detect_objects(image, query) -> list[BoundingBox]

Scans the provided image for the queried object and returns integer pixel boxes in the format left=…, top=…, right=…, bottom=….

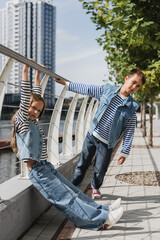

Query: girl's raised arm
left=34, top=64, right=45, bottom=86
left=22, top=64, right=29, bottom=82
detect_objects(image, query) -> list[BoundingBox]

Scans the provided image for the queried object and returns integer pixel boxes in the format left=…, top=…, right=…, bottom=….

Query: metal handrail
left=0, top=44, right=95, bottom=180
left=0, top=44, right=70, bottom=82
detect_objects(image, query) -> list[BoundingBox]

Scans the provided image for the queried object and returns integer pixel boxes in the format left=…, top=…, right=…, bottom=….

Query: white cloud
left=56, top=28, right=79, bottom=42
left=56, top=48, right=103, bottom=65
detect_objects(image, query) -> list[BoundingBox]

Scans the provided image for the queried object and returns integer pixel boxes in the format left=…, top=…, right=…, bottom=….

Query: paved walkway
left=21, top=117, right=160, bottom=240
left=71, top=118, right=160, bottom=240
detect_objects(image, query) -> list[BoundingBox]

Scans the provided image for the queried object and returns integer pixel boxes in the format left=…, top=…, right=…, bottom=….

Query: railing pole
left=91, top=100, right=99, bottom=121
left=41, top=75, right=50, bottom=97
left=75, top=95, right=89, bottom=151
left=84, top=98, right=95, bottom=138
left=47, top=85, right=68, bottom=165
left=0, top=57, right=14, bottom=117
left=62, top=93, right=79, bottom=155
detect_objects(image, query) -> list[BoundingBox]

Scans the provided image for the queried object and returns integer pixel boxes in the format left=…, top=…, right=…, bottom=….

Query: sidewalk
left=21, top=118, right=160, bottom=240
left=70, top=118, right=160, bottom=240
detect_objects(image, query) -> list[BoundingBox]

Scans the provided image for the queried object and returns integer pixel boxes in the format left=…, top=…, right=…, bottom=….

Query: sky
left=0, top=0, right=109, bottom=96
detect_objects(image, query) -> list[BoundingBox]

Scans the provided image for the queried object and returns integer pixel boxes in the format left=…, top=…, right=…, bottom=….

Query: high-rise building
left=0, top=8, right=7, bottom=74
left=0, top=0, right=56, bottom=107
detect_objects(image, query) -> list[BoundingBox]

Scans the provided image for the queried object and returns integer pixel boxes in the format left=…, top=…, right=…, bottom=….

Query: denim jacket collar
left=114, top=85, right=138, bottom=110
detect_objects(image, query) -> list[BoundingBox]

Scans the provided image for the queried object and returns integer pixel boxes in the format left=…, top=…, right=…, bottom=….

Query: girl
left=11, top=63, right=123, bottom=231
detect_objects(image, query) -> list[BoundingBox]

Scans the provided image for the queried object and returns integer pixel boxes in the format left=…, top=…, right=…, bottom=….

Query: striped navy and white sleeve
left=16, top=82, right=42, bottom=134
left=69, top=82, right=104, bottom=101
left=15, top=80, right=31, bottom=134
left=33, top=84, right=42, bottom=95
left=121, top=113, right=136, bottom=157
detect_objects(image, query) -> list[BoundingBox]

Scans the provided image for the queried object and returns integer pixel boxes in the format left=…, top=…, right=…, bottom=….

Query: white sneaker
left=104, top=207, right=124, bottom=229
left=109, top=198, right=121, bottom=211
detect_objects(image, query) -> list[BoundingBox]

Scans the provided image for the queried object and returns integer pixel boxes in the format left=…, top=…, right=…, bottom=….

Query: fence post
left=0, top=57, right=14, bottom=117
left=75, top=95, right=89, bottom=150
left=62, top=93, right=79, bottom=156
left=0, top=197, right=3, bottom=204
left=47, top=85, right=67, bottom=165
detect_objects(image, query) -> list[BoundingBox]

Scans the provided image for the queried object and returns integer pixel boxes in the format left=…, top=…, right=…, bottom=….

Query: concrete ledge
left=0, top=154, right=80, bottom=240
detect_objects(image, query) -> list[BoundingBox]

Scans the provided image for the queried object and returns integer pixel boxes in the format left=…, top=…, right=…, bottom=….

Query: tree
left=79, top=0, right=160, bottom=146
left=134, top=90, right=148, bottom=137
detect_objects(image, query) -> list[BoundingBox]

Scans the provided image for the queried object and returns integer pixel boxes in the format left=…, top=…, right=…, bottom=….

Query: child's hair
left=30, top=93, right=46, bottom=117
left=10, top=93, right=45, bottom=155
left=11, top=111, right=18, bottom=155
left=128, top=68, right=146, bottom=85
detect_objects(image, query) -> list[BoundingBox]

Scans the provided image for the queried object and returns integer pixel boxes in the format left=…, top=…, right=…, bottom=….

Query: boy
left=55, top=69, right=146, bottom=199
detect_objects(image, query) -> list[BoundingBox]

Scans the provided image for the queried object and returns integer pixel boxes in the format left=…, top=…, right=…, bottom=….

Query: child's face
left=123, top=74, right=143, bottom=96
left=29, top=100, right=44, bottom=120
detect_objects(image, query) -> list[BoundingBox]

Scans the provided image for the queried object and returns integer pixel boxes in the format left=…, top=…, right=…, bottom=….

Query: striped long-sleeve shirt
left=15, top=80, right=48, bottom=161
left=68, top=82, right=136, bottom=157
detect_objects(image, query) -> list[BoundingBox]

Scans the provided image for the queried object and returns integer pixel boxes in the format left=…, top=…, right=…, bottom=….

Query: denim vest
left=16, top=120, right=43, bottom=162
left=89, top=83, right=140, bottom=149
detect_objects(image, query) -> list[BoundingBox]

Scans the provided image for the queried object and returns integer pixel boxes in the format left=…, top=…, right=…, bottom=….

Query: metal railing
left=0, top=44, right=69, bottom=82
left=0, top=44, right=98, bottom=180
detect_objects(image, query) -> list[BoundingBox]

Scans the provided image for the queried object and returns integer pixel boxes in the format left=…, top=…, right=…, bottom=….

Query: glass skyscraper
left=0, top=0, right=56, bottom=107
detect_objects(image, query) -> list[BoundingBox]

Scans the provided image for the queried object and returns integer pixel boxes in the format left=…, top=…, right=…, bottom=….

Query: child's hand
left=35, top=65, right=45, bottom=78
left=117, top=156, right=126, bottom=165
left=23, top=58, right=35, bottom=71
left=22, top=58, right=35, bottom=74
left=54, top=78, right=66, bottom=85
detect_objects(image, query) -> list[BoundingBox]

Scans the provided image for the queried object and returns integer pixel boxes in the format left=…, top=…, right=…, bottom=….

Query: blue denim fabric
left=28, top=160, right=109, bottom=230
left=89, top=83, right=140, bottom=149
left=71, top=132, right=113, bottom=189
left=16, top=120, right=43, bottom=162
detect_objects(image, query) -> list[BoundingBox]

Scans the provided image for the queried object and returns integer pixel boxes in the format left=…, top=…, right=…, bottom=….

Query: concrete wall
left=0, top=155, right=79, bottom=240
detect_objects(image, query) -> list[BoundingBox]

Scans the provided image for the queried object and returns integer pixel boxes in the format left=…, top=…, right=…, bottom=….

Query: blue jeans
left=28, top=160, right=109, bottom=230
left=71, top=132, right=113, bottom=189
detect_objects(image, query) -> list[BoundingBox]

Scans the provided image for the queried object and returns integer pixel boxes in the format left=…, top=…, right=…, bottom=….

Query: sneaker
left=92, top=187, right=101, bottom=199
left=104, top=207, right=124, bottom=229
left=109, top=198, right=121, bottom=211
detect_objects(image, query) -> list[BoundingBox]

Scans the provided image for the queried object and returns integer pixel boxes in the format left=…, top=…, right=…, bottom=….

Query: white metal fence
left=0, top=44, right=98, bottom=179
